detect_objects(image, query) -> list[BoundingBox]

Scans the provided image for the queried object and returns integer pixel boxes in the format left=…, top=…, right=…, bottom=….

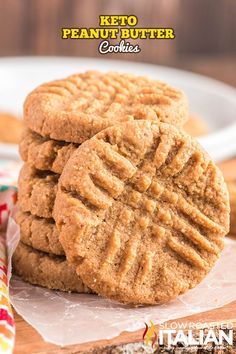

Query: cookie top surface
left=24, top=71, right=188, bottom=143
left=54, top=120, right=229, bottom=305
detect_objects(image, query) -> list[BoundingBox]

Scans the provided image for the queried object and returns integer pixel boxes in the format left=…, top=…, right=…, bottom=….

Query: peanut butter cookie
left=24, top=71, right=188, bottom=143
left=12, top=242, right=91, bottom=293
left=54, top=120, right=229, bottom=305
left=16, top=211, right=64, bottom=256
left=18, top=164, right=58, bottom=218
left=19, top=129, right=78, bottom=174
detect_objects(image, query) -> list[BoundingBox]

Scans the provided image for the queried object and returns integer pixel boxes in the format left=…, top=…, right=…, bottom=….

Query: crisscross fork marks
left=54, top=120, right=229, bottom=304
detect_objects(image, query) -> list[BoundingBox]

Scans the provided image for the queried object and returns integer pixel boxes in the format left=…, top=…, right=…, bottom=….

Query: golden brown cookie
left=227, top=181, right=236, bottom=235
left=19, top=129, right=78, bottom=174
left=24, top=71, right=188, bottom=143
left=18, top=164, right=58, bottom=218
left=184, top=115, right=209, bottom=137
left=12, top=242, right=91, bottom=293
left=0, top=113, right=23, bottom=144
left=16, top=210, right=64, bottom=256
left=54, top=120, right=229, bottom=305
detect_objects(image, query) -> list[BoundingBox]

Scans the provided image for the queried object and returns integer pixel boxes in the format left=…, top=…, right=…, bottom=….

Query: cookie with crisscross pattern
left=24, top=71, right=188, bottom=143
left=54, top=120, right=229, bottom=305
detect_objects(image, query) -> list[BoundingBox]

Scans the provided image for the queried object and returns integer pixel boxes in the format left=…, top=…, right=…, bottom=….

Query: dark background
left=0, top=0, right=236, bottom=85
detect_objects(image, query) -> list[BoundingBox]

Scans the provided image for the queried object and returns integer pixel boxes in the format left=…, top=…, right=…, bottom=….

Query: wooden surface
left=14, top=301, right=236, bottom=354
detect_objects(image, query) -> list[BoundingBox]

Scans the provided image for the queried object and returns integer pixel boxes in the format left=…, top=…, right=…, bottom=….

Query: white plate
left=0, top=56, right=236, bottom=162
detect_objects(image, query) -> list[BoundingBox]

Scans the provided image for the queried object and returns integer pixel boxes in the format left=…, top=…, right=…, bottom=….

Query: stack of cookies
left=13, top=71, right=230, bottom=305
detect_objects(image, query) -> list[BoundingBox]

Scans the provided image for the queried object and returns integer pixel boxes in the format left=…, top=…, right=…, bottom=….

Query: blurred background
left=0, top=0, right=236, bottom=86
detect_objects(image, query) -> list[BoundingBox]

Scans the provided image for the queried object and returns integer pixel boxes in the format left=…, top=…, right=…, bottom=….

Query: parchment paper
left=7, top=217, right=236, bottom=347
